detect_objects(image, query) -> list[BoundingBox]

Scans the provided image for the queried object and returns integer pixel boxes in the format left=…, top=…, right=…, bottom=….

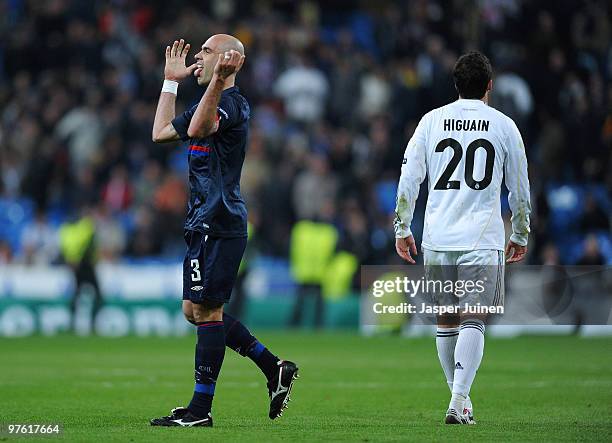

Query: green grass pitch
left=2, top=333, right=611, bottom=441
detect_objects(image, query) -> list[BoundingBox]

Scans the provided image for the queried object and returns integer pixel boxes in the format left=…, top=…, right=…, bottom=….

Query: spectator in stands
left=101, top=165, right=133, bottom=212
left=0, top=241, right=13, bottom=265
left=0, top=0, right=609, bottom=285
left=274, top=53, right=329, bottom=124
left=579, top=194, right=610, bottom=233
left=292, top=154, right=338, bottom=220
left=20, top=209, right=59, bottom=265
left=55, top=90, right=105, bottom=170
left=576, top=235, right=606, bottom=266
left=127, top=206, right=162, bottom=257
left=93, top=203, right=126, bottom=262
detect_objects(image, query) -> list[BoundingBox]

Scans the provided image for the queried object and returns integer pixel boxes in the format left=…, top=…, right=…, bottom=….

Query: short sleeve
left=171, top=104, right=197, bottom=141
left=216, top=94, right=244, bottom=133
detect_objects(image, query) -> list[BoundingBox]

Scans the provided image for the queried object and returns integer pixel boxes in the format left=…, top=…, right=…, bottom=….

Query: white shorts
left=423, top=249, right=505, bottom=309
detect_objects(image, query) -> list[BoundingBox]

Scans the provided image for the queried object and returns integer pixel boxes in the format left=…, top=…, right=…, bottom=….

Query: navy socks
left=223, top=313, right=280, bottom=380
left=187, top=314, right=281, bottom=417
left=188, top=321, right=225, bottom=417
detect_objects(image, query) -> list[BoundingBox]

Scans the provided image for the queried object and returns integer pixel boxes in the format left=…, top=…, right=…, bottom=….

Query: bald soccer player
left=150, top=34, right=299, bottom=427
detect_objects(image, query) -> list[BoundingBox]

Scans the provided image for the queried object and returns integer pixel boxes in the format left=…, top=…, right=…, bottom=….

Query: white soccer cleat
left=463, top=406, right=476, bottom=424
left=444, top=408, right=470, bottom=425
left=463, top=397, right=476, bottom=424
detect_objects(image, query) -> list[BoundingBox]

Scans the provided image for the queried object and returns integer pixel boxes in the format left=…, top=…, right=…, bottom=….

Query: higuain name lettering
left=443, top=119, right=489, bottom=132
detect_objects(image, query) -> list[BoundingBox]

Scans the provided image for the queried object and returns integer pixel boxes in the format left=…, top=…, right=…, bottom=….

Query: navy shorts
left=182, top=230, right=247, bottom=304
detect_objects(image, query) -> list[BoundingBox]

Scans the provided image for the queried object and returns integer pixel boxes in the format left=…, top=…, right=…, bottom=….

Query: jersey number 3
left=434, top=138, right=495, bottom=191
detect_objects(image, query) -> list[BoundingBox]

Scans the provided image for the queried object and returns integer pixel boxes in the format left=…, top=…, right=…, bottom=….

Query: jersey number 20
left=433, top=138, right=495, bottom=191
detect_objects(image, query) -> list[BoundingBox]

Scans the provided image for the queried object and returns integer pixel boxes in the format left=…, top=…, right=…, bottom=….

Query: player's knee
left=182, top=301, right=196, bottom=324
left=192, top=300, right=224, bottom=323
left=438, top=314, right=460, bottom=328
left=460, top=315, right=487, bottom=326
left=459, top=317, right=487, bottom=334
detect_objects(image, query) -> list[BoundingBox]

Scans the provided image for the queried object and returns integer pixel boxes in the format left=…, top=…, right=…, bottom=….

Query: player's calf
left=185, top=301, right=226, bottom=420
left=447, top=318, right=485, bottom=421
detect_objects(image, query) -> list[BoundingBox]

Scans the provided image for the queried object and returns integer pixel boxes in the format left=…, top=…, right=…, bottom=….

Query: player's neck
left=458, top=95, right=488, bottom=105
left=221, top=74, right=237, bottom=90
left=206, top=74, right=236, bottom=90
left=222, top=78, right=236, bottom=90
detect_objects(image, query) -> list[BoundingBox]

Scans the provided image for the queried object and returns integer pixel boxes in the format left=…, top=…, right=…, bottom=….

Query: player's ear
left=237, top=55, right=245, bottom=71
left=487, top=79, right=493, bottom=92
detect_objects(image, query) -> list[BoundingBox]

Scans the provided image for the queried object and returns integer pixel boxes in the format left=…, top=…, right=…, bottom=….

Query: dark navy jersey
left=171, top=86, right=250, bottom=237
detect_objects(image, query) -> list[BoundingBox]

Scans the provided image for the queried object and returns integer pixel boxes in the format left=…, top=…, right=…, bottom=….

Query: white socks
left=436, top=327, right=459, bottom=393
left=448, top=320, right=485, bottom=411
left=436, top=326, right=474, bottom=412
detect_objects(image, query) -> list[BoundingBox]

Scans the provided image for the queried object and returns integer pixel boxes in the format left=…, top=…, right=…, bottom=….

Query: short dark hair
left=452, top=51, right=493, bottom=99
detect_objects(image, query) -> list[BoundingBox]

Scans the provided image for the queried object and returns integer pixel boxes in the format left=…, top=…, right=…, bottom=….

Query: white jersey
left=394, top=98, right=531, bottom=251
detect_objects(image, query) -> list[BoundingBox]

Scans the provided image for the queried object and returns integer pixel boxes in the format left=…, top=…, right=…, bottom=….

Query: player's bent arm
left=187, top=75, right=225, bottom=139
left=394, top=122, right=427, bottom=239
left=152, top=91, right=180, bottom=143
left=503, top=120, right=531, bottom=246
left=152, top=122, right=180, bottom=143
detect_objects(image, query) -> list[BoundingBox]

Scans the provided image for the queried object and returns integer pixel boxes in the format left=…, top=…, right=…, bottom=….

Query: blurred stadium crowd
left=0, top=0, right=610, bottom=270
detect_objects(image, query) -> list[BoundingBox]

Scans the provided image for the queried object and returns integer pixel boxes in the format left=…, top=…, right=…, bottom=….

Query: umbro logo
left=191, top=286, right=204, bottom=291
left=455, top=362, right=464, bottom=370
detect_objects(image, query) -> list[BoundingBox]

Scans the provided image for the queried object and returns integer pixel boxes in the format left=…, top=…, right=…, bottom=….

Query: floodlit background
left=0, top=0, right=610, bottom=335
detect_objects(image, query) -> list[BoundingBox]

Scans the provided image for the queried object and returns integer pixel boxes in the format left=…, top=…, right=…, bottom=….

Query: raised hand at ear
left=164, top=38, right=197, bottom=81
left=214, top=50, right=246, bottom=79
